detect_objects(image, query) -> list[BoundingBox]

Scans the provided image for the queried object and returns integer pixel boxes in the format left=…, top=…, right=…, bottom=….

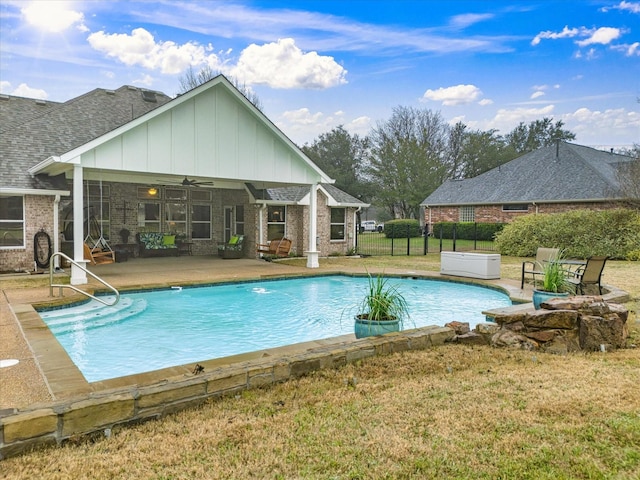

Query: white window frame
left=0, top=195, right=25, bottom=248
left=459, top=206, right=475, bottom=223
left=330, top=208, right=346, bottom=241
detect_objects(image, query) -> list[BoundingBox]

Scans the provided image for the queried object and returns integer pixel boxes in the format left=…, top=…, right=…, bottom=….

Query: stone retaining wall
left=0, top=325, right=454, bottom=460
left=450, top=296, right=630, bottom=354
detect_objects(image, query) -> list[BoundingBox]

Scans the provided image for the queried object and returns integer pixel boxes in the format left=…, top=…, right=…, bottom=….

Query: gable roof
left=246, top=183, right=367, bottom=207
left=28, top=75, right=333, bottom=188
left=1, top=86, right=171, bottom=193
left=421, top=142, right=636, bottom=207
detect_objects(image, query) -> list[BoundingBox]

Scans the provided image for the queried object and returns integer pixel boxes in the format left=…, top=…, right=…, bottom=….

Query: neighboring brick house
left=1, top=75, right=365, bottom=282
left=421, top=142, right=638, bottom=230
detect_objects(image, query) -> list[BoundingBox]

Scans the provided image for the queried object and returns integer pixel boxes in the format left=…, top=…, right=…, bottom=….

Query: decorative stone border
left=1, top=325, right=454, bottom=460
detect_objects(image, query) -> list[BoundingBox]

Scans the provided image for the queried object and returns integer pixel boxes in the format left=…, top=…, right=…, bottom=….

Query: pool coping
left=22, top=271, right=526, bottom=400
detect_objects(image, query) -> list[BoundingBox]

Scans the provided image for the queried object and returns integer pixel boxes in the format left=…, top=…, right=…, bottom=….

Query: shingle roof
left=1, top=86, right=172, bottom=192
left=421, top=142, right=636, bottom=206
left=246, top=183, right=366, bottom=206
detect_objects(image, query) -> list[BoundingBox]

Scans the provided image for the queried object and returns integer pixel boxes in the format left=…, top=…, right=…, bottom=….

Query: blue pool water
left=40, top=275, right=511, bottom=382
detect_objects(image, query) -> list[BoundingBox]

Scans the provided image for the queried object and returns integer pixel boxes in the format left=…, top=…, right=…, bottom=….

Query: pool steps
left=41, top=298, right=147, bottom=335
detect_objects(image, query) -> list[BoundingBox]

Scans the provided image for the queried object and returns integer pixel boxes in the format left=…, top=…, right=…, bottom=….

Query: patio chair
left=256, top=237, right=292, bottom=258
left=521, top=247, right=559, bottom=289
left=217, top=235, right=245, bottom=259
left=83, top=242, right=115, bottom=265
left=566, top=256, right=608, bottom=295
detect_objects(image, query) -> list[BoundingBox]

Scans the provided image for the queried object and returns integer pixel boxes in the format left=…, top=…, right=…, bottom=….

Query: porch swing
left=83, top=179, right=115, bottom=265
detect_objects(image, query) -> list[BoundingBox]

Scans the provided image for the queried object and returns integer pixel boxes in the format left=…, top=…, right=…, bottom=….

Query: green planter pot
left=532, top=289, right=570, bottom=310
left=354, top=315, right=401, bottom=338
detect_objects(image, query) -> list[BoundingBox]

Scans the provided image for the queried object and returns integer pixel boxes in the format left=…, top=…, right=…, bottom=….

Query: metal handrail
left=49, top=252, right=120, bottom=306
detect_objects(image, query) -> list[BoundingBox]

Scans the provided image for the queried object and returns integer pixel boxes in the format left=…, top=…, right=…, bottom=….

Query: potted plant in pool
left=532, top=258, right=572, bottom=309
left=354, top=274, right=410, bottom=338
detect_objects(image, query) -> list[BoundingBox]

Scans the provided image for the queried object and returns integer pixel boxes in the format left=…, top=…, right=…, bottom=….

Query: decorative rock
left=491, top=330, right=539, bottom=350
left=523, top=309, right=579, bottom=330
left=503, top=321, right=526, bottom=332
left=454, top=332, right=488, bottom=345
left=445, top=321, right=470, bottom=335
left=524, top=330, right=558, bottom=343
left=579, top=314, right=628, bottom=351
left=475, top=323, right=500, bottom=335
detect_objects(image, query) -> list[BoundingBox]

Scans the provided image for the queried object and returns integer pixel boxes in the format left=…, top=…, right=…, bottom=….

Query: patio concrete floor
left=0, top=255, right=530, bottom=410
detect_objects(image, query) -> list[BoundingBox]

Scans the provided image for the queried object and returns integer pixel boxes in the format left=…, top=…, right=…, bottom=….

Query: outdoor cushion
left=163, top=235, right=176, bottom=246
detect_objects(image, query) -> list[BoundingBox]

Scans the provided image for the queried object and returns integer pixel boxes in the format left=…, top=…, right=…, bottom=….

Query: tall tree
left=458, top=129, right=516, bottom=178
left=301, top=126, right=371, bottom=200
left=505, top=118, right=575, bottom=154
left=367, top=106, right=449, bottom=219
left=178, top=66, right=263, bottom=111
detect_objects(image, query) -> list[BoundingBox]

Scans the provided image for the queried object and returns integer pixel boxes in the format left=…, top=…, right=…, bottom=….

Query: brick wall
left=0, top=195, right=56, bottom=273
left=425, top=201, right=624, bottom=227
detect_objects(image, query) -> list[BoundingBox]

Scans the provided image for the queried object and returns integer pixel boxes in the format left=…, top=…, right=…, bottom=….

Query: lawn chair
left=256, top=237, right=292, bottom=258
left=83, top=242, right=115, bottom=265
left=566, top=256, right=608, bottom=295
left=217, top=235, right=245, bottom=259
left=521, top=247, right=559, bottom=289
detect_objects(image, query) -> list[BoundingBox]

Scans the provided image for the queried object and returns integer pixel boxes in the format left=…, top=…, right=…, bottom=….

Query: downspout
left=353, top=206, right=362, bottom=251
left=53, top=195, right=60, bottom=270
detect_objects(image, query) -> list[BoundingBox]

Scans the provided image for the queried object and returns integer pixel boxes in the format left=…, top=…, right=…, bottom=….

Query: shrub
left=495, top=208, right=640, bottom=260
left=432, top=222, right=505, bottom=241
left=384, top=219, right=421, bottom=238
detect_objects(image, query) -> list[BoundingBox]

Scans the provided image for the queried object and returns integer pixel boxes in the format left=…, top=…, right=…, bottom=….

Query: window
left=235, top=205, right=244, bottom=235
left=330, top=208, right=346, bottom=240
left=459, top=206, right=475, bottom=222
left=86, top=183, right=110, bottom=240
left=138, top=203, right=161, bottom=232
left=165, top=203, right=187, bottom=235
left=267, top=205, right=286, bottom=240
left=502, top=204, right=529, bottom=212
left=191, top=204, right=211, bottom=239
left=0, top=195, right=24, bottom=247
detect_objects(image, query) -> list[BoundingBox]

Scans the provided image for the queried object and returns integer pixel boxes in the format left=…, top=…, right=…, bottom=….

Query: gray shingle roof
left=1, top=86, right=171, bottom=192
left=421, top=142, right=636, bottom=206
left=246, top=183, right=366, bottom=206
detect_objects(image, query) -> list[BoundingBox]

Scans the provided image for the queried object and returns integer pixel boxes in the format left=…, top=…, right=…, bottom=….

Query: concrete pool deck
left=1, top=255, right=533, bottom=413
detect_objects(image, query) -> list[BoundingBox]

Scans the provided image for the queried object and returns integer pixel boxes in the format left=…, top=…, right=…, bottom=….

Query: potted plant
left=354, top=274, right=410, bottom=338
left=532, top=258, right=572, bottom=309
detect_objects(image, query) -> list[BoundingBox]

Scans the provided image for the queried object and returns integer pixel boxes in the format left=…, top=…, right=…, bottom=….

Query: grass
left=2, top=255, right=639, bottom=479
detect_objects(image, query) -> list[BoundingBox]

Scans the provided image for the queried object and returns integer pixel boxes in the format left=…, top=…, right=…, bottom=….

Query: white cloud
left=531, top=91, right=545, bottom=99
left=531, top=25, right=579, bottom=46
left=275, top=107, right=365, bottom=144
left=345, top=116, right=372, bottom=137
left=487, top=105, right=556, bottom=132
left=449, top=13, right=494, bottom=29
left=612, top=42, right=640, bottom=56
left=601, top=1, right=640, bottom=14
left=87, top=28, right=221, bottom=75
left=478, top=98, right=494, bottom=106
left=421, top=84, right=483, bottom=106
left=576, top=27, right=622, bottom=47
left=21, top=1, right=87, bottom=33
left=0, top=82, right=48, bottom=99
left=133, top=74, right=154, bottom=87
left=229, top=38, right=347, bottom=89
left=560, top=107, right=640, bottom=142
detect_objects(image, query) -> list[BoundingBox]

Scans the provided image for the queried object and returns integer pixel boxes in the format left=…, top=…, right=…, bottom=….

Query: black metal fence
left=356, top=223, right=500, bottom=256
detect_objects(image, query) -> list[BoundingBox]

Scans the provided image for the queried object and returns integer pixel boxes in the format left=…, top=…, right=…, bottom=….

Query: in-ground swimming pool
left=40, top=275, right=511, bottom=382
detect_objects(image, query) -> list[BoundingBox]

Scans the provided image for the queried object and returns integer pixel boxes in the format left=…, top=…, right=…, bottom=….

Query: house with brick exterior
left=421, top=141, right=637, bottom=230
left=0, top=75, right=366, bottom=284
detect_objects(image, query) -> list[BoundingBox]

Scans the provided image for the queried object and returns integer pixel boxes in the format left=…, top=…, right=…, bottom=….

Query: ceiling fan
left=160, top=177, right=214, bottom=187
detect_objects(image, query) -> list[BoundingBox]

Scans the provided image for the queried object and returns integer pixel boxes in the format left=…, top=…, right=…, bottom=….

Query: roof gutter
left=0, top=187, right=70, bottom=196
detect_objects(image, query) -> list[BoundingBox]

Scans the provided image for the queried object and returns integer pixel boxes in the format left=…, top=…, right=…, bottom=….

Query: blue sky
left=1, top=0, right=638, bottom=148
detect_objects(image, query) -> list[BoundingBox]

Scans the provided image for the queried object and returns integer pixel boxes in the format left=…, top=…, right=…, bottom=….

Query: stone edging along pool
left=0, top=323, right=454, bottom=460
left=2, top=272, right=625, bottom=460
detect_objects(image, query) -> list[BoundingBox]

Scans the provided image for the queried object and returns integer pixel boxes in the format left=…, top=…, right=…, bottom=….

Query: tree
left=178, top=66, right=263, bottom=111
left=505, top=118, right=575, bottom=154
left=301, top=126, right=372, bottom=200
left=457, top=129, right=516, bottom=178
left=616, top=144, right=640, bottom=206
left=367, top=107, right=449, bottom=219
